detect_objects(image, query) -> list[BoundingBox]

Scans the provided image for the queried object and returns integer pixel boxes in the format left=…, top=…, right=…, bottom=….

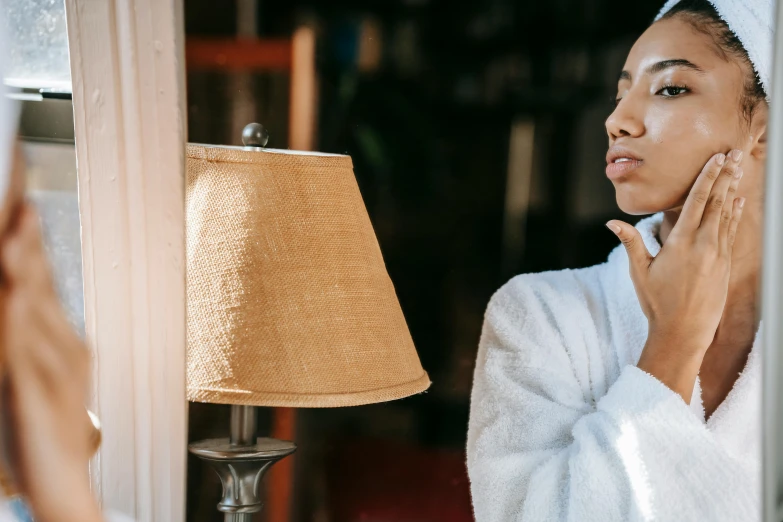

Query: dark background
left=184, top=1, right=663, bottom=521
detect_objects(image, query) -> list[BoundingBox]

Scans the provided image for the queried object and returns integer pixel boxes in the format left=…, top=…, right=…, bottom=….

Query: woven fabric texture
left=186, top=144, right=430, bottom=407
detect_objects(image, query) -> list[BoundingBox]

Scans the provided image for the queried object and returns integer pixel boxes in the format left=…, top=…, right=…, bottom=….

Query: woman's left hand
left=1, top=203, right=102, bottom=522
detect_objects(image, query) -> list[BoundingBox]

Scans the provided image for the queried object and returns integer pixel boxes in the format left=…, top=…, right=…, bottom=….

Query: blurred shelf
left=186, top=37, right=292, bottom=71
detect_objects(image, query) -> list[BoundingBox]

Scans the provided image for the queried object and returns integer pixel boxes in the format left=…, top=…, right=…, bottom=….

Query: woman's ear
left=750, top=103, right=769, bottom=161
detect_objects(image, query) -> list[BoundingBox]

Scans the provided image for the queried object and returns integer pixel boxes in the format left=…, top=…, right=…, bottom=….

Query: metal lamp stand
left=189, top=405, right=296, bottom=522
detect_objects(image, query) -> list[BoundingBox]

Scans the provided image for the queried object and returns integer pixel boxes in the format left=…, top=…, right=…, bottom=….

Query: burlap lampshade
left=186, top=143, right=430, bottom=408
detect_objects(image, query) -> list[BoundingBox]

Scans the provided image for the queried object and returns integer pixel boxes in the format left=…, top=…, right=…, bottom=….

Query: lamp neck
left=229, top=405, right=258, bottom=446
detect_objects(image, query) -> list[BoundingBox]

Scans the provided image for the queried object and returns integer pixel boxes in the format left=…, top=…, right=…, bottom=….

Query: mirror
left=184, top=0, right=776, bottom=521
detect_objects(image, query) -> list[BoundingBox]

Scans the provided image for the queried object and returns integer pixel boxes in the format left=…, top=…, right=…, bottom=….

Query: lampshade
left=186, top=143, right=430, bottom=408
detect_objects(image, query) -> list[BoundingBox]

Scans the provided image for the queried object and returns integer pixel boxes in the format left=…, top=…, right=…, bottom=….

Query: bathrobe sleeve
left=466, top=274, right=759, bottom=522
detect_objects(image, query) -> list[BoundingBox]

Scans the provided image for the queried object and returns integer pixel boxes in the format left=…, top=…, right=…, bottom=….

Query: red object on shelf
left=327, top=439, right=475, bottom=522
left=186, top=37, right=292, bottom=71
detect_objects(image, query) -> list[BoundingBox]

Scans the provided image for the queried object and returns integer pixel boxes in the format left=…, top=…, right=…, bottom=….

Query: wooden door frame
left=64, top=0, right=188, bottom=520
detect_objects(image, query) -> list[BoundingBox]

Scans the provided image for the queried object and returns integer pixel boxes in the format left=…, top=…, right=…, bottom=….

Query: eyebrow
left=619, top=58, right=705, bottom=82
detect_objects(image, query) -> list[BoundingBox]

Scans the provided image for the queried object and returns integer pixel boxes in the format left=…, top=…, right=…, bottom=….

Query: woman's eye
left=657, top=85, right=688, bottom=97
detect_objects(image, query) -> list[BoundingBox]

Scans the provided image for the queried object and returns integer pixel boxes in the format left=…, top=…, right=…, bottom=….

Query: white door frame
left=763, top=0, right=783, bottom=520
left=64, top=0, right=187, bottom=520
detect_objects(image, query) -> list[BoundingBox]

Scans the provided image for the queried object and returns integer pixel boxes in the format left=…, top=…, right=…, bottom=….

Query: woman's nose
left=605, top=97, right=645, bottom=140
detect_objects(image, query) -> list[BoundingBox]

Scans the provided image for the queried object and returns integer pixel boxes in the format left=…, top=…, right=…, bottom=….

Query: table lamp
left=186, top=124, right=431, bottom=522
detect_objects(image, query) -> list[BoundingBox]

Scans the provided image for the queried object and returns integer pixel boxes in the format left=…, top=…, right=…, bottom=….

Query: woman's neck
left=658, top=203, right=762, bottom=417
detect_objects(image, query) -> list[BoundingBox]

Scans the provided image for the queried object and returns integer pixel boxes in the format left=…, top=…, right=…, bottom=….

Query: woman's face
left=606, top=16, right=756, bottom=215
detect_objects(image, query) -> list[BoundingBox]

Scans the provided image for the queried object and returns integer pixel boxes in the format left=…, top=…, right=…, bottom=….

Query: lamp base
left=189, top=435, right=296, bottom=520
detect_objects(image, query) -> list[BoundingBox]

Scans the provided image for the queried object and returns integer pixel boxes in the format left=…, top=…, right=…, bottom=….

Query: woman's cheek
left=652, top=111, right=724, bottom=172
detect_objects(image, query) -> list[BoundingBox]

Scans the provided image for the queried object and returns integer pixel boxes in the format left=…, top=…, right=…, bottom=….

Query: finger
left=2, top=205, right=85, bottom=364
left=0, top=144, right=27, bottom=261
left=5, top=273, right=90, bottom=392
left=719, top=167, right=743, bottom=253
left=699, top=149, right=743, bottom=236
left=676, top=152, right=726, bottom=233
left=606, top=220, right=653, bottom=276
left=26, top=285, right=87, bottom=360
left=1, top=206, right=90, bottom=383
left=726, top=197, right=745, bottom=251
left=6, top=367, right=92, bottom=503
left=4, top=291, right=76, bottom=396
left=2, top=206, right=56, bottom=297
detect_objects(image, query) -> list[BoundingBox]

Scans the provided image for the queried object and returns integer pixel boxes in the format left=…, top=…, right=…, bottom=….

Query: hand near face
left=1, top=203, right=102, bottom=522
left=606, top=147, right=746, bottom=356
left=605, top=145, right=751, bottom=403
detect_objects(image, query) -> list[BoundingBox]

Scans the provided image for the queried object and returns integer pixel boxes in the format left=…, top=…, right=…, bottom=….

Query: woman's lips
left=605, top=159, right=643, bottom=179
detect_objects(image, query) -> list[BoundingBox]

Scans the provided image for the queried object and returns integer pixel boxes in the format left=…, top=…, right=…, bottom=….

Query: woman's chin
left=615, top=194, right=669, bottom=216
left=613, top=175, right=691, bottom=216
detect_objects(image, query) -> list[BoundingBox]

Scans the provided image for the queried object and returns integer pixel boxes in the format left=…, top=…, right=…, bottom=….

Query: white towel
left=655, top=0, right=775, bottom=99
left=467, top=213, right=761, bottom=521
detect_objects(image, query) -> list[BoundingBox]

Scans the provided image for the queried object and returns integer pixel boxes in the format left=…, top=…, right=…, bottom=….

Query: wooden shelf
left=186, top=37, right=292, bottom=71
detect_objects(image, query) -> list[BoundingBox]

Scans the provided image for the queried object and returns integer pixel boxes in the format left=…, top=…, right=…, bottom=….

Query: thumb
left=606, top=220, right=652, bottom=273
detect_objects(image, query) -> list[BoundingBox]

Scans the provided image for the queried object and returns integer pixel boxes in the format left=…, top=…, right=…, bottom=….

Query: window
left=4, top=0, right=82, bottom=334
left=5, top=0, right=71, bottom=89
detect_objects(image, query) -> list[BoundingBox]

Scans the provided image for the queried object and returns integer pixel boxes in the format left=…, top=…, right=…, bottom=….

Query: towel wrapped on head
left=655, top=0, right=775, bottom=99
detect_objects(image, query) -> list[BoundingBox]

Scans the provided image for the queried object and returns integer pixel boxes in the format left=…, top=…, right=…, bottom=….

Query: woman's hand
left=1, top=204, right=102, bottom=522
left=606, top=148, right=746, bottom=400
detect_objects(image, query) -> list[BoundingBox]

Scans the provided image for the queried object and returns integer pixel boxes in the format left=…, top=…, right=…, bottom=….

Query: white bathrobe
left=467, top=212, right=761, bottom=522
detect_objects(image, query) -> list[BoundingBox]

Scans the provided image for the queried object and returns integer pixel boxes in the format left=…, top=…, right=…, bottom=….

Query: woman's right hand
left=605, top=148, right=746, bottom=398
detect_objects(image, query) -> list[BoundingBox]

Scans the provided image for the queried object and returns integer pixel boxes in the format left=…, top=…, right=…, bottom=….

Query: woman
left=467, top=0, right=772, bottom=520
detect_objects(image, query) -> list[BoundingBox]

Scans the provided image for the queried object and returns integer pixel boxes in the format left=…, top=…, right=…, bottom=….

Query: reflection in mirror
left=471, top=0, right=770, bottom=521
left=184, top=0, right=772, bottom=521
